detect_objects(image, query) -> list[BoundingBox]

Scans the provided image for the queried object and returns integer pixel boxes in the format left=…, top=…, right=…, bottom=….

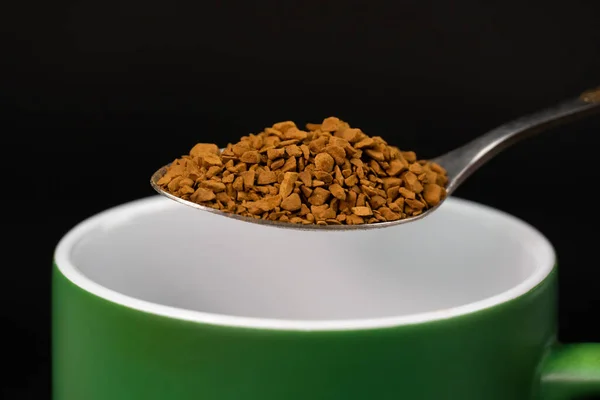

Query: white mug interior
left=54, top=196, right=555, bottom=330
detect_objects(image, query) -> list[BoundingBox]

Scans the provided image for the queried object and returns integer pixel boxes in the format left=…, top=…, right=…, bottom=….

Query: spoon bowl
left=150, top=165, right=436, bottom=230
left=151, top=87, right=600, bottom=231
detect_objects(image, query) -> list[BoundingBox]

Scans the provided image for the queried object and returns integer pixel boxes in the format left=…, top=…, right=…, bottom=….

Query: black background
left=2, top=1, right=600, bottom=399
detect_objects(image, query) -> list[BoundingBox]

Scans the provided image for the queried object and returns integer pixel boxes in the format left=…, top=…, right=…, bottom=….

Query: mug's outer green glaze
left=52, top=197, right=600, bottom=400
left=52, top=267, right=600, bottom=400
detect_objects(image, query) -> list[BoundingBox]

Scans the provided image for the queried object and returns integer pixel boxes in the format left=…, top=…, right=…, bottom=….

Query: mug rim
left=54, top=196, right=556, bottom=331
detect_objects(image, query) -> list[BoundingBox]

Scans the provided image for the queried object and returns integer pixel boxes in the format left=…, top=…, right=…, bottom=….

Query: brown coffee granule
left=157, top=117, right=448, bottom=225
left=581, top=86, right=600, bottom=103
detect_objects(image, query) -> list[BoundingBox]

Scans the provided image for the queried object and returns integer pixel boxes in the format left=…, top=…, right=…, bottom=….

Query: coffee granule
left=581, top=86, right=600, bottom=103
left=157, top=117, right=448, bottom=225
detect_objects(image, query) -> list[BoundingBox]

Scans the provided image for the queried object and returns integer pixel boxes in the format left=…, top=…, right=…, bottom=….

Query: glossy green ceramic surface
left=53, top=265, right=599, bottom=400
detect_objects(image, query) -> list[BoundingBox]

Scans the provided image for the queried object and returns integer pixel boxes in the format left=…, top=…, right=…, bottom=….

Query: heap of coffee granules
left=157, top=117, right=448, bottom=225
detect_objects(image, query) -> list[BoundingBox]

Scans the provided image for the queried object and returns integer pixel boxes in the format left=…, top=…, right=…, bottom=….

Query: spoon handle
left=433, top=87, right=600, bottom=194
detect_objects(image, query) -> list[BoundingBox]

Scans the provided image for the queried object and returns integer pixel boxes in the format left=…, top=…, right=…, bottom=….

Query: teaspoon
left=151, top=86, right=600, bottom=230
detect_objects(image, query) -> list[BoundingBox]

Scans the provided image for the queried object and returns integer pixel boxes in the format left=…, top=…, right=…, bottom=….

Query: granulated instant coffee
left=157, top=117, right=448, bottom=225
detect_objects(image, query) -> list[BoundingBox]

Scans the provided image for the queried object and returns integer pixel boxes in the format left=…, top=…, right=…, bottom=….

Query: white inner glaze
left=54, top=196, right=555, bottom=330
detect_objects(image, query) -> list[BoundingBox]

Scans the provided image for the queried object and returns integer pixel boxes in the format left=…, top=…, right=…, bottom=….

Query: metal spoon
left=151, top=86, right=600, bottom=231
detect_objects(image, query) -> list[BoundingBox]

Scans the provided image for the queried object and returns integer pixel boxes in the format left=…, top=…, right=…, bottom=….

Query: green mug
left=53, top=196, right=600, bottom=400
